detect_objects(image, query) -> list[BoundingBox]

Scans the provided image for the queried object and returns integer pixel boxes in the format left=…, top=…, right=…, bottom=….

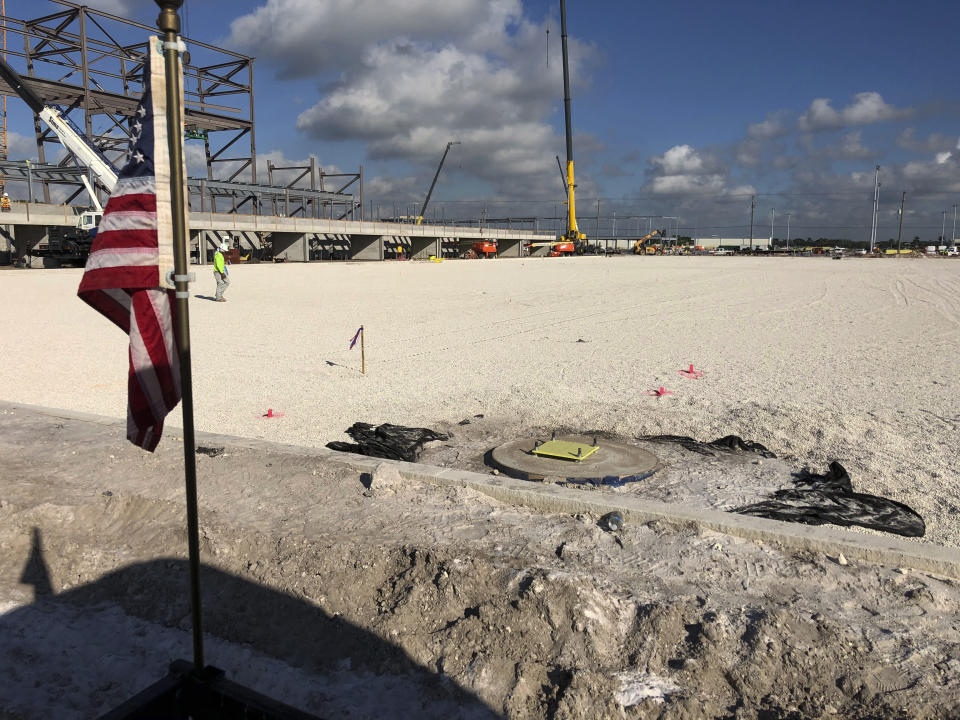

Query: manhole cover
left=490, top=434, right=659, bottom=484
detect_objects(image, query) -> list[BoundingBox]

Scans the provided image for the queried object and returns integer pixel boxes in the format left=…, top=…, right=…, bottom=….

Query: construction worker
left=1, top=193, right=10, bottom=212
left=213, top=239, right=230, bottom=302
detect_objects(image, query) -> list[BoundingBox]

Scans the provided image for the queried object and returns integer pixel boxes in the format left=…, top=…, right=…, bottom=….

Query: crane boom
left=0, top=55, right=118, bottom=194
left=559, top=0, right=583, bottom=245
left=417, top=140, right=460, bottom=225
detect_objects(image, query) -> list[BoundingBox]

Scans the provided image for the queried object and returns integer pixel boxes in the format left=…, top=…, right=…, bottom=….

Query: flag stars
left=133, top=150, right=144, bottom=164
left=137, top=105, right=146, bottom=118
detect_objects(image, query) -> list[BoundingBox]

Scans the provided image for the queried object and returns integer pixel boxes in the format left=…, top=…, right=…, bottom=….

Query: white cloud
left=747, top=113, right=789, bottom=140
left=228, top=0, right=515, bottom=78
left=644, top=145, right=743, bottom=196
left=83, top=0, right=133, bottom=14
left=798, top=92, right=911, bottom=132
left=5, top=131, right=39, bottom=162
left=836, top=131, right=873, bottom=159
left=896, top=129, right=957, bottom=153
left=227, top=0, right=599, bottom=197
left=650, top=173, right=725, bottom=194
left=651, top=145, right=705, bottom=174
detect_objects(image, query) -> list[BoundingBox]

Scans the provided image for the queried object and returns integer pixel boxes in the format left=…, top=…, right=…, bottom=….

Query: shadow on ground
left=0, top=527, right=500, bottom=719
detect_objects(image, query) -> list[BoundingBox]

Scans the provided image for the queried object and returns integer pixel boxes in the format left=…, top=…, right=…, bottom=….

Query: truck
left=0, top=56, right=118, bottom=266
left=39, top=211, right=103, bottom=268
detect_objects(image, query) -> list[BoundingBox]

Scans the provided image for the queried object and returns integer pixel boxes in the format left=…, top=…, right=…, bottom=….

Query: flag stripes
left=77, top=38, right=181, bottom=452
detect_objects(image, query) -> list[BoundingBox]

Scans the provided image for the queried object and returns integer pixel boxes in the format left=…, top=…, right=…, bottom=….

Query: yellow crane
left=559, top=0, right=585, bottom=247
left=1, top=0, right=7, bottom=195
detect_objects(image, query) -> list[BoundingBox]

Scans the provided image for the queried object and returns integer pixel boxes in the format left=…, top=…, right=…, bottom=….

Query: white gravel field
left=2, top=255, right=959, bottom=544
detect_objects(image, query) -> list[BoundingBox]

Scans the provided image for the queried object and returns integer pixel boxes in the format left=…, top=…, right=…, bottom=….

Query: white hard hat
left=219, top=241, right=230, bottom=251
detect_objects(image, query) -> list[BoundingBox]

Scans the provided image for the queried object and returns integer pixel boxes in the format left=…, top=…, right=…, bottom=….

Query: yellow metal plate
left=531, top=440, right=599, bottom=462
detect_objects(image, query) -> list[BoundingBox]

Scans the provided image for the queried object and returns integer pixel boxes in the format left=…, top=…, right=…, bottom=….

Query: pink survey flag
left=77, top=38, right=185, bottom=451
left=349, top=326, right=362, bottom=350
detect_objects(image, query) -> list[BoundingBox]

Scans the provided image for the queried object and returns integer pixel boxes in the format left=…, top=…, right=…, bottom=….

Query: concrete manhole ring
left=489, top=434, right=659, bottom=484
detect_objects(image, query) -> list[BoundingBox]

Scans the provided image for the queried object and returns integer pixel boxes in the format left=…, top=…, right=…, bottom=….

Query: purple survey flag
left=349, top=327, right=362, bottom=350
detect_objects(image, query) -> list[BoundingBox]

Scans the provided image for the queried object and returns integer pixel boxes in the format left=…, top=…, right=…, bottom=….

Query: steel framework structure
left=0, top=159, right=357, bottom=215
left=266, top=158, right=362, bottom=220
left=0, top=0, right=255, bottom=203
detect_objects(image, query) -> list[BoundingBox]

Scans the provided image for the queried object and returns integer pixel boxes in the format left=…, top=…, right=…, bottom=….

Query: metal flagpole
left=156, top=0, right=204, bottom=670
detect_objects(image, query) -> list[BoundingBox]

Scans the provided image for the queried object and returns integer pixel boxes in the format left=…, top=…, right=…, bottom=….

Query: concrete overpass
left=0, top=201, right=559, bottom=264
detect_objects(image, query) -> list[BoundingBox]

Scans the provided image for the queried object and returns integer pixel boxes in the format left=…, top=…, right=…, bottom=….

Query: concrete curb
left=5, top=399, right=960, bottom=580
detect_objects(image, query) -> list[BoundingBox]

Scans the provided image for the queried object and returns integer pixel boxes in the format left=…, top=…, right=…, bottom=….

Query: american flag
left=77, top=39, right=182, bottom=452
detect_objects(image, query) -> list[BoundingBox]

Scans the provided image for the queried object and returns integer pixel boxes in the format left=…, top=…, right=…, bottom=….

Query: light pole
left=869, top=165, right=880, bottom=253
left=786, top=213, right=791, bottom=252
left=770, top=207, right=775, bottom=249
left=749, top=195, right=755, bottom=250
left=942, top=210, right=947, bottom=248
left=953, top=204, right=957, bottom=244
left=665, top=216, right=678, bottom=248
left=896, top=191, right=906, bottom=257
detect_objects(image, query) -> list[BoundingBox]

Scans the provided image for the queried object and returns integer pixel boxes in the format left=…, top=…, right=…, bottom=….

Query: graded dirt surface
left=0, top=256, right=958, bottom=545
left=2, top=406, right=960, bottom=719
left=2, top=255, right=960, bottom=717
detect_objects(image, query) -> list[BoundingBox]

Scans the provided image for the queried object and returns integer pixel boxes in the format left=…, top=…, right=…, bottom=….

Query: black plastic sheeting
left=640, top=434, right=924, bottom=538
left=327, top=423, right=450, bottom=462
left=639, top=434, right=777, bottom=458
left=734, top=460, right=926, bottom=538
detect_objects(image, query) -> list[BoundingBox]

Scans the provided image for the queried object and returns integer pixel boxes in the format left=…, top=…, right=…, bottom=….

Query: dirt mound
left=2, top=408, right=959, bottom=718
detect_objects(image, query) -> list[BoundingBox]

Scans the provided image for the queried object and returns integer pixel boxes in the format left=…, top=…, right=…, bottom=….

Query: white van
left=948, top=246, right=959, bottom=257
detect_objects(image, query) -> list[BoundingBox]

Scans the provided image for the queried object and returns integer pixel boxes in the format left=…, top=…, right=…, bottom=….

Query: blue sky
left=6, top=0, right=960, bottom=241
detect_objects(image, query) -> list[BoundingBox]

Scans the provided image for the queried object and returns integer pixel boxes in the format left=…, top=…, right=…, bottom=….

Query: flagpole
left=361, top=325, right=366, bottom=375
left=156, top=0, right=204, bottom=671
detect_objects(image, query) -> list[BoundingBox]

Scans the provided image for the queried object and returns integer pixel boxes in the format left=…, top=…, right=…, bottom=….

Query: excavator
left=632, top=229, right=662, bottom=255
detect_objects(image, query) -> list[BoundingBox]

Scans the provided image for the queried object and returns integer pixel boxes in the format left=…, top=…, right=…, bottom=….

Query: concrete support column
left=271, top=231, right=309, bottom=262
left=14, top=225, right=47, bottom=260
left=410, top=236, right=437, bottom=260
left=497, top=237, right=523, bottom=258
left=0, top=226, right=13, bottom=265
left=190, top=229, right=204, bottom=265
left=348, top=235, right=380, bottom=261
left=528, top=243, right=550, bottom=257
